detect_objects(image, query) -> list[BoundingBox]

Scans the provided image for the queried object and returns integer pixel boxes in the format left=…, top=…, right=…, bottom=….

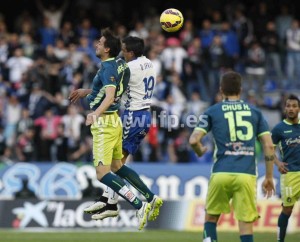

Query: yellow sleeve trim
left=104, top=84, right=116, bottom=88
left=194, top=127, right=207, bottom=134
left=257, top=131, right=270, bottom=137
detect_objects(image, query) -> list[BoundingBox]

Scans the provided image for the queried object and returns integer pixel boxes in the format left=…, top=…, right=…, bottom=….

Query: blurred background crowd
left=0, top=0, right=299, bottom=164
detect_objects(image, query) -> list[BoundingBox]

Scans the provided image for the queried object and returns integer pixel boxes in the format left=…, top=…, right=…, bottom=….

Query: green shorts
left=206, top=173, right=259, bottom=222
left=280, top=172, right=300, bottom=207
left=90, top=112, right=123, bottom=166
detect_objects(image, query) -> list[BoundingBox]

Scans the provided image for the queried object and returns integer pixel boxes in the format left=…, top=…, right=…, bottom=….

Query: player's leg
left=232, top=175, right=259, bottom=242
left=89, top=114, right=150, bottom=229
left=204, top=174, right=232, bottom=242
left=277, top=206, right=293, bottom=242
left=277, top=172, right=300, bottom=242
left=85, top=113, right=133, bottom=213
left=203, top=214, right=220, bottom=242
left=116, top=109, right=163, bottom=221
left=83, top=121, right=110, bottom=214
left=90, top=150, right=129, bottom=215
left=121, top=149, right=129, bottom=165
left=238, top=221, right=254, bottom=242
left=91, top=160, right=150, bottom=230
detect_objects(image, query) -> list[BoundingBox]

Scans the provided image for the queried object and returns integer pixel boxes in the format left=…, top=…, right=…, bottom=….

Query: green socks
left=115, top=165, right=154, bottom=202
left=100, top=173, right=142, bottom=209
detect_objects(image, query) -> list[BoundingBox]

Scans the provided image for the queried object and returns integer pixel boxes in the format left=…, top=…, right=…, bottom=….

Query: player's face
left=121, top=43, right=133, bottom=62
left=95, top=36, right=107, bottom=58
left=285, top=99, right=299, bottom=120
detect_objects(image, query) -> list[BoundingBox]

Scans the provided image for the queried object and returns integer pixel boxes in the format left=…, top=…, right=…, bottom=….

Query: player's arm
left=189, top=129, right=208, bottom=157
left=69, top=89, right=92, bottom=103
left=258, top=133, right=276, bottom=197
left=271, top=128, right=288, bottom=174
left=85, top=86, right=115, bottom=125
left=273, top=145, right=288, bottom=174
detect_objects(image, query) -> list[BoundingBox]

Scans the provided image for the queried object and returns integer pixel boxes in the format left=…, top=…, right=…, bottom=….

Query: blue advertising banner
left=0, top=162, right=281, bottom=200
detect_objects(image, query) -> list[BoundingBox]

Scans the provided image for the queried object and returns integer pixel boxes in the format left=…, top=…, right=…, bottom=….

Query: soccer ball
left=160, top=8, right=184, bottom=32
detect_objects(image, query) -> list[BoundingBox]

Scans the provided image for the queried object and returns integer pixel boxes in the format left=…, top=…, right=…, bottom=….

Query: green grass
left=1, top=230, right=299, bottom=242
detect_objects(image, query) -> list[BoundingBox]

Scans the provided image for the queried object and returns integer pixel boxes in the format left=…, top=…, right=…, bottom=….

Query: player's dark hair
left=286, top=94, right=300, bottom=106
left=220, top=71, right=242, bottom=96
left=102, top=28, right=121, bottom=57
left=122, top=36, right=144, bottom=57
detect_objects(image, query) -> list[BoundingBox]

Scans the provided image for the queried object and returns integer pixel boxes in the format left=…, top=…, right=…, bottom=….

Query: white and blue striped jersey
left=122, top=56, right=156, bottom=111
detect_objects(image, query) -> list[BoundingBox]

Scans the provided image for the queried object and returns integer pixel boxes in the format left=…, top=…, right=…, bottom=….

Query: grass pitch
left=1, top=230, right=300, bottom=242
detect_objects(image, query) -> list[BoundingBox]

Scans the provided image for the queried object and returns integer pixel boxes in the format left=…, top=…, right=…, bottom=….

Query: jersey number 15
left=224, top=111, right=254, bottom=142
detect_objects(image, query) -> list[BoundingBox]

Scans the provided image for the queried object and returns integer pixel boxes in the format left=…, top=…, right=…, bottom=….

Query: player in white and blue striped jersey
left=84, top=36, right=163, bottom=222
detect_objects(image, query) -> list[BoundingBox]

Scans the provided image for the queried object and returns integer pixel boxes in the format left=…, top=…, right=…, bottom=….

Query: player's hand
left=69, top=89, right=87, bottom=103
left=262, top=178, right=275, bottom=198
left=196, top=146, right=208, bottom=157
left=85, top=112, right=98, bottom=126
left=277, top=162, right=288, bottom=174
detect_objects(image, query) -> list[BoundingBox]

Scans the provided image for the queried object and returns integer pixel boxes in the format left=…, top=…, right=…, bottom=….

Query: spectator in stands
left=245, top=41, right=266, bottom=97
left=250, top=2, right=272, bottom=43
left=261, top=21, right=283, bottom=88
left=179, top=19, right=196, bottom=49
left=6, top=48, right=33, bottom=89
left=160, top=37, right=188, bottom=76
left=53, top=38, right=69, bottom=62
left=128, top=21, right=149, bottom=40
left=218, top=20, right=240, bottom=69
left=207, top=35, right=229, bottom=97
left=3, top=93, right=22, bottom=148
left=16, top=108, right=34, bottom=136
left=199, top=19, right=215, bottom=49
left=27, top=86, right=52, bottom=119
left=275, top=4, right=293, bottom=48
left=211, top=10, right=223, bottom=32
left=61, top=105, right=85, bottom=154
left=174, top=128, right=192, bottom=163
left=232, top=6, right=254, bottom=57
left=0, top=125, right=8, bottom=163
left=58, top=21, right=76, bottom=46
left=286, top=19, right=300, bottom=89
left=184, top=37, right=210, bottom=102
left=36, top=0, right=69, bottom=31
left=16, top=127, right=35, bottom=162
left=37, top=16, right=59, bottom=49
left=52, top=123, right=69, bottom=161
left=76, top=18, right=99, bottom=47
left=34, top=107, right=62, bottom=161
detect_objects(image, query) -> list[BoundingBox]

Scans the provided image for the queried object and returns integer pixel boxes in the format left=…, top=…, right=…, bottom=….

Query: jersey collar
left=102, top=57, right=115, bottom=62
left=283, top=119, right=300, bottom=125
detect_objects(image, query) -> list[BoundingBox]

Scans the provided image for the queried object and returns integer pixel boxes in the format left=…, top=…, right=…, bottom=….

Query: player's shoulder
left=244, top=102, right=264, bottom=116
left=272, top=120, right=286, bottom=131
left=128, top=56, right=153, bottom=67
left=205, top=102, right=222, bottom=114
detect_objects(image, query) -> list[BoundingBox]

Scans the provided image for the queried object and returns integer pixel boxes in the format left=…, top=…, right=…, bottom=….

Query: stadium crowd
left=0, top=0, right=299, bottom=163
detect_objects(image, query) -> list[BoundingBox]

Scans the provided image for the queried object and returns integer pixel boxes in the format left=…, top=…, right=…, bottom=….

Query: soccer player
left=83, top=36, right=163, bottom=222
left=189, top=71, right=275, bottom=242
left=69, top=29, right=151, bottom=230
left=271, top=94, right=300, bottom=242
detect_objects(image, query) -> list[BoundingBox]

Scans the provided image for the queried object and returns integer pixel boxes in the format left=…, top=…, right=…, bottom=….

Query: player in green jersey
left=189, top=71, right=275, bottom=242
